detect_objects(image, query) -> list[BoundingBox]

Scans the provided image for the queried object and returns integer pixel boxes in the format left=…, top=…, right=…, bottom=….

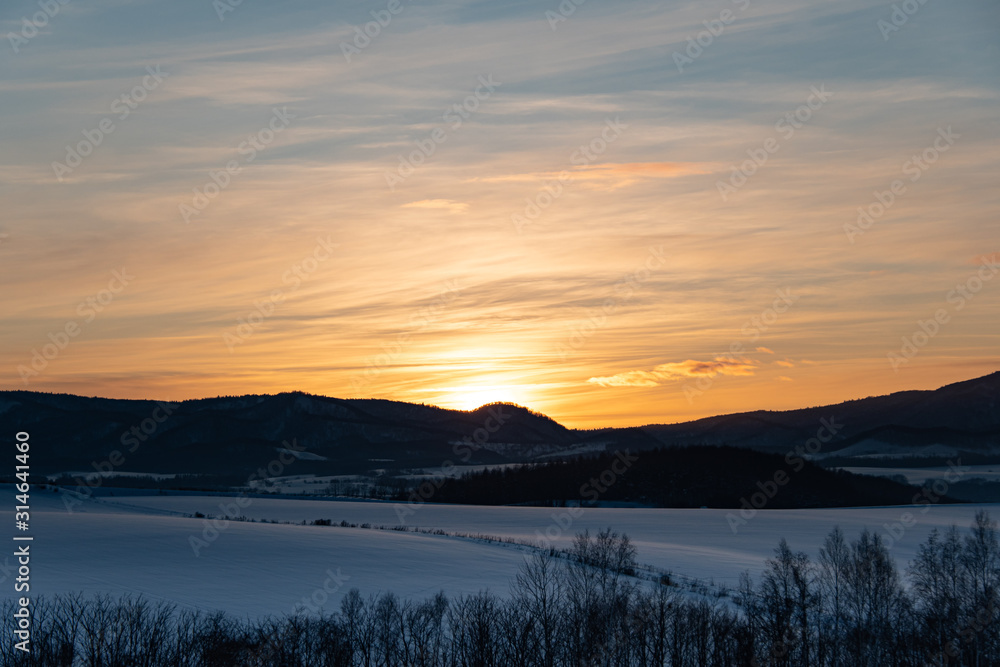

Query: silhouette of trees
left=428, top=446, right=938, bottom=509
left=1, top=513, right=998, bottom=666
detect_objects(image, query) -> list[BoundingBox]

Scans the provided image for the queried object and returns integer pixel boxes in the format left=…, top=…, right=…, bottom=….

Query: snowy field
left=2, top=484, right=997, bottom=620
left=243, top=465, right=529, bottom=494
left=45, top=471, right=179, bottom=481
left=840, top=464, right=1000, bottom=484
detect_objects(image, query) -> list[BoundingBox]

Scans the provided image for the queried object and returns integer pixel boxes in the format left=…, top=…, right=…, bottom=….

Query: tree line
left=424, top=446, right=942, bottom=509
left=1, top=513, right=997, bottom=666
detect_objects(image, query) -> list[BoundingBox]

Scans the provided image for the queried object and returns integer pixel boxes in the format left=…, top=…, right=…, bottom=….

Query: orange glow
left=2, top=4, right=997, bottom=431
left=428, top=385, right=535, bottom=412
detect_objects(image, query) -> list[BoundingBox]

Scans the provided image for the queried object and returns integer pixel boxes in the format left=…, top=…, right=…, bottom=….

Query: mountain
left=0, top=391, right=576, bottom=478
left=1, top=371, right=998, bottom=483
left=630, top=371, right=1000, bottom=462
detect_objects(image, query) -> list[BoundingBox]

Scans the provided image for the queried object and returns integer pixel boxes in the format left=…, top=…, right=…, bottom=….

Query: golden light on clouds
left=1, top=0, right=997, bottom=429
left=588, top=357, right=759, bottom=388
left=472, top=161, right=710, bottom=190
left=429, top=384, right=537, bottom=412
left=401, top=199, right=470, bottom=214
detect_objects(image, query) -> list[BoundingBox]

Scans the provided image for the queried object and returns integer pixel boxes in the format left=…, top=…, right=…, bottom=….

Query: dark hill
left=427, top=446, right=956, bottom=509
left=1, top=371, right=998, bottom=486
left=630, top=371, right=1000, bottom=459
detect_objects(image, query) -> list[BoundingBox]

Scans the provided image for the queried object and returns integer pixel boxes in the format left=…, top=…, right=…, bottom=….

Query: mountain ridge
left=2, top=370, right=998, bottom=478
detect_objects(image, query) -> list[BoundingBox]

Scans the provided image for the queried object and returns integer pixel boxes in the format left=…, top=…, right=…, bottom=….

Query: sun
left=435, top=385, right=528, bottom=411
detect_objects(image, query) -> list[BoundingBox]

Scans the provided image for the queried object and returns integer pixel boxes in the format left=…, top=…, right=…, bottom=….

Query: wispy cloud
left=0, top=0, right=996, bottom=428
left=588, top=357, right=758, bottom=388
left=401, top=199, right=470, bottom=214
left=474, top=162, right=709, bottom=189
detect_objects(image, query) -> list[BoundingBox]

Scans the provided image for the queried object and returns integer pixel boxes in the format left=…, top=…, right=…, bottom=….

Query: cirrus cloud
left=401, top=199, right=470, bottom=214
left=588, top=357, right=758, bottom=388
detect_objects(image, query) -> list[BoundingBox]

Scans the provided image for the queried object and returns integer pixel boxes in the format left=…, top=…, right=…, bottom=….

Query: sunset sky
left=2, top=0, right=998, bottom=428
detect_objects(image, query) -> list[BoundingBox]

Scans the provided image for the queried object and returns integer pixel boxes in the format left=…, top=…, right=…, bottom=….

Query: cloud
left=2, top=0, right=996, bottom=429
left=401, top=199, right=469, bottom=214
left=775, top=360, right=795, bottom=368
left=658, top=358, right=758, bottom=378
left=574, top=163, right=714, bottom=190
left=472, top=162, right=710, bottom=189
left=968, top=252, right=998, bottom=266
left=586, top=370, right=663, bottom=388
left=588, top=357, right=757, bottom=388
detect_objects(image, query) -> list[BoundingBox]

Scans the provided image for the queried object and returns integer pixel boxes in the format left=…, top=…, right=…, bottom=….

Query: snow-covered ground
left=3, top=486, right=527, bottom=620
left=246, top=473, right=348, bottom=493
left=840, top=464, right=1000, bottom=484
left=814, top=442, right=966, bottom=460
left=45, top=471, right=178, bottom=481
left=2, top=484, right=997, bottom=620
left=244, top=464, right=529, bottom=494
left=406, top=462, right=526, bottom=479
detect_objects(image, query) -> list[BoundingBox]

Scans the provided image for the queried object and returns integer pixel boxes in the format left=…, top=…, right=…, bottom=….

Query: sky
left=1, top=0, right=998, bottom=428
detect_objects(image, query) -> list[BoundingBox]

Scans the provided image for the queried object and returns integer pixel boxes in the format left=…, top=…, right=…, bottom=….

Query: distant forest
left=3, top=512, right=997, bottom=666
left=423, top=446, right=952, bottom=509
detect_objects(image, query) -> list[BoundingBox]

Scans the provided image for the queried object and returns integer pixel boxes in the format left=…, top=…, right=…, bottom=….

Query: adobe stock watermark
left=384, top=75, right=502, bottom=191
left=535, top=450, right=638, bottom=550
left=52, top=66, right=169, bottom=182
left=555, top=244, right=666, bottom=360
left=726, top=417, right=843, bottom=534
left=213, top=0, right=245, bottom=22
left=739, top=288, right=797, bottom=343
left=179, top=107, right=295, bottom=223
left=17, top=268, right=133, bottom=385
left=877, top=0, right=932, bottom=41
left=682, top=287, right=797, bottom=403
left=223, top=236, right=337, bottom=352
left=844, top=126, right=958, bottom=243
left=393, top=404, right=512, bottom=524
left=881, top=459, right=969, bottom=550
left=887, top=254, right=997, bottom=372
left=349, top=279, right=462, bottom=393
left=672, top=0, right=751, bottom=73
left=512, top=116, right=628, bottom=234
left=189, top=439, right=307, bottom=557
left=750, top=624, right=802, bottom=667
left=717, top=85, right=832, bottom=201
left=61, top=402, right=176, bottom=513
left=340, top=0, right=414, bottom=62
left=545, top=0, right=588, bottom=31
left=922, top=600, right=999, bottom=667
left=7, top=0, right=71, bottom=54
left=291, top=567, right=352, bottom=616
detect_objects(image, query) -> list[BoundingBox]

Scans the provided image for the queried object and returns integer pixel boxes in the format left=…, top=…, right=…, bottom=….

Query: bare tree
left=818, top=526, right=849, bottom=667
left=372, top=592, right=401, bottom=667
left=448, top=591, right=499, bottom=667
left=844, top=529, right=904, bottom=667
left=908, top=526, right=968, bottom=662
left=512, top=551, right=563, bottom=667
left=756, top=539, right=815, bottom=667
left=401, top=592, right=448, bottom=667
left=961, top=510, right=1000, bottom=666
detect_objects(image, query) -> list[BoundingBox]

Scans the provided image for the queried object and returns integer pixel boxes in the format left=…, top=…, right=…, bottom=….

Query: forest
left=425, top=446, right=947, bottom=509
left=1, top=511, right=997, bottom=666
